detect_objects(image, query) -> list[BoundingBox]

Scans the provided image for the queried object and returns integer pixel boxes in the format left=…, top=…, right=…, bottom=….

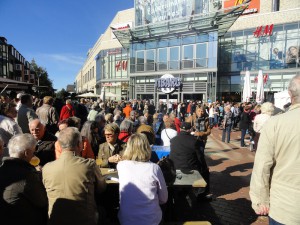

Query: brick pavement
left=170, top=127, right=269, bottom=225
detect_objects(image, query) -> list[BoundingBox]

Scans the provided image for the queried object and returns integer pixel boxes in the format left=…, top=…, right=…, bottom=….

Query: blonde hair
left=123, top=133, right=151, bottom=162
left=104, top=123, right=120, bottom=134
left=260, top=102, right=274, bottom=115
left=43, top=96, right=54, bottom=105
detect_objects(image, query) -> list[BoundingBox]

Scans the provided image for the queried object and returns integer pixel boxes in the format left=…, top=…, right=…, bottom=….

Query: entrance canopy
left=113, top=2, right=250, bottom=48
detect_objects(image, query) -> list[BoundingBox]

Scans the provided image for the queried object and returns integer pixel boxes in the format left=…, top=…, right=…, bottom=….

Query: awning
left=113, top=2, right=250, bottom=49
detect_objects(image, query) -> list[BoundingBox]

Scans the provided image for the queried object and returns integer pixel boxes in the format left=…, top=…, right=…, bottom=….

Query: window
left=136, top=51, right=145, bottom=72
left=146, top=50, right=155, bottom=71
left=157, top=48, right=167, bottom=70
left=169, top=47, right=180, bottom=70
left=196, top=43, right=207, bottom=67
left=182, top=45, right=194, bottom=68
left=272, top=0, right=280, bottom=12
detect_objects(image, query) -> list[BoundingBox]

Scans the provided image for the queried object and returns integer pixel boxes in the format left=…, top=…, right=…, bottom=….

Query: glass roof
left=113, top=2, right=250, bottom=49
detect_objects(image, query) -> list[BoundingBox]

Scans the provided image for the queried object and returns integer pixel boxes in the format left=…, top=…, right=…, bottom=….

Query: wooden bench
left=165, top=221, right=212, bottom=225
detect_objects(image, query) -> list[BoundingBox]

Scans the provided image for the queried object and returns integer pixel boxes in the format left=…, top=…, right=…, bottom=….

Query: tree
left=30, top=59, right=54, bottom=97
left=55, top=88, right=70, bottom=99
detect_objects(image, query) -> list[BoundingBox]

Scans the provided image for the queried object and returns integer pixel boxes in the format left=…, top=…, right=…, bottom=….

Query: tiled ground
left=170, top=127, right=269, bottom=225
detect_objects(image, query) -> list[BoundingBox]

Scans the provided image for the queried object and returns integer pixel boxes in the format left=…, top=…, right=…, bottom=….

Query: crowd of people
left=0, top=74, right=299, bottom=225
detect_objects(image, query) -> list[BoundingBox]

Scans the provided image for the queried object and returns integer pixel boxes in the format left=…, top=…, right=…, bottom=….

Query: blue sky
left=0, top=0, right=133, bottom=91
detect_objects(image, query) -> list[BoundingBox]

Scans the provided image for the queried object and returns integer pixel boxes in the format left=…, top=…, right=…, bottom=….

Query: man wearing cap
left=170, top=121, right=211, bottom=200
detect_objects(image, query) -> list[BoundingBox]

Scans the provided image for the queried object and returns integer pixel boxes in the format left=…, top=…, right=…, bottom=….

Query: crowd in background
left=0, top=89, right=292, bottom=225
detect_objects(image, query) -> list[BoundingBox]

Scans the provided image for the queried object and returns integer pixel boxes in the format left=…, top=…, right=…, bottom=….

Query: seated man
left=0, top=134, right=48, bottom=225
left=98, top=123, right=126, bottom=168
left=29, top=119, right=57, bottom=166
left=42, top=127, right=106, bottom=225
left=170, top=122, right=211, bottom=200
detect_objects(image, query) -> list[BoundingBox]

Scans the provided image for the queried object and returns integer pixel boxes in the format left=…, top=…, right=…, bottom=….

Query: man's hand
left=108, top=154, right=122, bottom=163
left=255, top=205, right=269, bottom=215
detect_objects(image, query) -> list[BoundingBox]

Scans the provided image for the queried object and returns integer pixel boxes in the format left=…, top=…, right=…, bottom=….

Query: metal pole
left=0, top=84, right=9, bottom=95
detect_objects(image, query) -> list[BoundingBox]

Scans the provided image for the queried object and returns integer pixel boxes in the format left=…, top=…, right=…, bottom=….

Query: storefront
left=113, top=0, right=248, bottom=103
left=218, top=21, right=300, bottom=102
left=95, top=47, right=130, bottom=100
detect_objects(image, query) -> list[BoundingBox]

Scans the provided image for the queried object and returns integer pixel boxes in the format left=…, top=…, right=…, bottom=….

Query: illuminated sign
left=253, top=24, right=274, bottom=37
left=155, top=74, right=182, bottom=94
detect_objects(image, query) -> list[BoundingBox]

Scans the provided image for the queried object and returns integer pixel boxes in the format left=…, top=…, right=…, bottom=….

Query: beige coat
left=42, top=151, right=106, bottom=225
left=250, top=104, right=300, bottom=224
left=98, top=140, right=126, bottom=168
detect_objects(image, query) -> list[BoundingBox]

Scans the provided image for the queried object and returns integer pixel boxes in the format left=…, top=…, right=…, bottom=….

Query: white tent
left=274, top=90, right=290, bottom=110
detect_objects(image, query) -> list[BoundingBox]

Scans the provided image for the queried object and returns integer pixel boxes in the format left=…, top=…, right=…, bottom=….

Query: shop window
left=197, top=33, right=209, bottom=43
left=169, top=38, right=181, bottom=47
left=157, top=39, right=169, bottom=48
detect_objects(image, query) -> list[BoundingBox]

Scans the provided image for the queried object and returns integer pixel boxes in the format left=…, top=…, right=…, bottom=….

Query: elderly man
left=43, top=127, right=106, bottom=225
left=29, top=119, right=57, bottom=166
left=0, top=134, right=48, bottom=225
left=98, top=123, right=126, bottom=168
left=36, top=96, right=59, bottom=134
left=250, top=75, right=300, bottom=225
left=17, top=93, right=38, bottom=133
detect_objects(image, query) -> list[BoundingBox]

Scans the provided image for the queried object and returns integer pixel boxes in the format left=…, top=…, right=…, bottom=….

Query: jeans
left=222, top=124, right=231, bottom=143
left=209, top=117, right=214, bottom=126
left=269, top=217, right=284, bottom=225
left=240, top=129, right=247, bottom=146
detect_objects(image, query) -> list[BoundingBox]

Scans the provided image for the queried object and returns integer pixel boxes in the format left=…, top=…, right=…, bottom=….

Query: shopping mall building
left=75, top=0, right=300, bottom=103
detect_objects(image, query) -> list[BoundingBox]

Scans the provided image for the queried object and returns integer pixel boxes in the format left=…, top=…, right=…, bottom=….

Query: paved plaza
left=170, top=127, right=269, bottom=225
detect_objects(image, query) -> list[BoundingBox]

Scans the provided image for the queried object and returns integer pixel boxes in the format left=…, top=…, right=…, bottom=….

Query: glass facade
left=218, top=22, right=300, bottom=101
left=130, top=32, right=218, bottom=74
left=96, top=48, right=130, bottom=99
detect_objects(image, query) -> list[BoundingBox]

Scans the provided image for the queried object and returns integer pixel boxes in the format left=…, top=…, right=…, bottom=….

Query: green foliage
left=31, top=59, right=54, bottom=87
left=55, top=88, right=70, bottom=99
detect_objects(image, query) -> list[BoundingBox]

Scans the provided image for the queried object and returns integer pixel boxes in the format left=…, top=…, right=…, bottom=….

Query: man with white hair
left=43, top=127, right=106, bottom=225
left=0, top=134, right=48, bottom=225
left=250, top=74, right=300, bottom=225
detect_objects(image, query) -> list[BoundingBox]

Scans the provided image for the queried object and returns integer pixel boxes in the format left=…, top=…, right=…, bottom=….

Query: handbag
left=157, top=156, right=176, bottom=186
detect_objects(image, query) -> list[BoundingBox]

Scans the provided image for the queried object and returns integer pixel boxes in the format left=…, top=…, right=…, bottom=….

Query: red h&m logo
left=253, top=24, right=274, bottom=37
left=115, top=60, right=128, bottom=71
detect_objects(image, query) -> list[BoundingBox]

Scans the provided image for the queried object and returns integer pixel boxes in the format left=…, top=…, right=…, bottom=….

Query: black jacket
left=169, top=131, right=202, bottom=172
left=0, top=157, right=48, bottom=225
left=239, top=111, right=251, bottom=130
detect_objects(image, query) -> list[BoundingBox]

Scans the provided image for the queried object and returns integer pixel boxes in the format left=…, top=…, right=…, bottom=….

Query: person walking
left=250, top=75, right=300, bottom=224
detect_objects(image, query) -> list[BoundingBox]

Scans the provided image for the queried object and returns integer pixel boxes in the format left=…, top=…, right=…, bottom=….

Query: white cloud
left=41, top=53, right=85, bottom=66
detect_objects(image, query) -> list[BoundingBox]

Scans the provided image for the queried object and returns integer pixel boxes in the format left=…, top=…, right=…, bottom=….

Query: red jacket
left=59, top=104, right=75, bottom=121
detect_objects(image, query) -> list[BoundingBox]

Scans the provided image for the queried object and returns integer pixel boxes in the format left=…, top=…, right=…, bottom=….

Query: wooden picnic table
left=100, top=168, right=207, bottom=188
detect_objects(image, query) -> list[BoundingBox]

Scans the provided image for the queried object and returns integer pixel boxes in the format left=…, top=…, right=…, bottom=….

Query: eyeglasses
left=104, top=133, right=114, bottom=137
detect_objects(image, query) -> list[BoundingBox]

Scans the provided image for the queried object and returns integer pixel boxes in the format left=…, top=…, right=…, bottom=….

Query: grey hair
left=95, top=114, right=105, bottom=123
left=260, top=102, right=275, bottom=115
left=138, top=116, right=147, bottom=125
left=120, top=119, right=133, bottom=132
left=8, top=134, right=37, bottom=157
left=58, top=127, right=81, bottom=150
left=288, top=74, right=300, bottom=103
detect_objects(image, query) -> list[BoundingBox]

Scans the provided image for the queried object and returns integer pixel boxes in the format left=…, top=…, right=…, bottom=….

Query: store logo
left=115, top=60, right=127, bottom=71
left=155, top=74, right=182, bottom=94
left=253, top=24, right=274, bottom=37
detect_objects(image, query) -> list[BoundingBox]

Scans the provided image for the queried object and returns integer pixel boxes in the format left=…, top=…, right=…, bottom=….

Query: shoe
left=241, top=145, right=246, bottom=147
